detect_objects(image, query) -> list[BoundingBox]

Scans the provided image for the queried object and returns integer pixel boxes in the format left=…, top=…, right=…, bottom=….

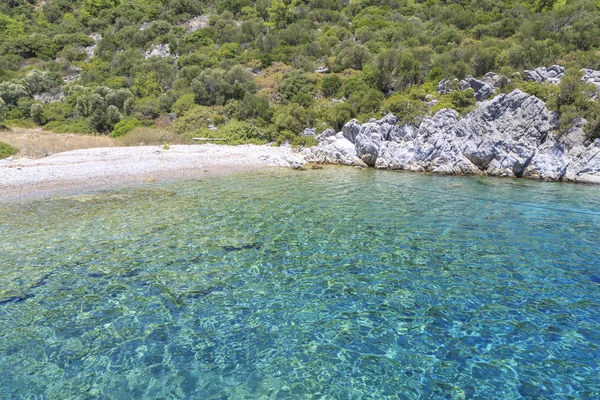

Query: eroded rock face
left=457, top=90, right=552, bottom=177
left=435, top=77, right=495, bottom=101
left=302, top=133, right=366, bottom=167
left=466, top=78, right=495, bottom=101
left=303, top=89, right=600, bottom=183
left=341, top=119, right=361, bottom=143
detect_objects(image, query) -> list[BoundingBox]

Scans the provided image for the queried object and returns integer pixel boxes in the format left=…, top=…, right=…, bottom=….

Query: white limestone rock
left=302, top=133, right=366, bottom=167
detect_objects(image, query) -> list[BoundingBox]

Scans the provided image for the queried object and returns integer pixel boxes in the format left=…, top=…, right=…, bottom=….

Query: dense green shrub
left=0, top=141, right=17, bottom=159
left=191, top=120, right=273, bottom=144
left=110, top=117, right=144, bottom=137
left=384, top=93, right=429, bottom=126
left=0, top=81, right=28, bottom=107
left=192, top=65, right=256, bottom=106
left=321, top=75, right=342, bottom=98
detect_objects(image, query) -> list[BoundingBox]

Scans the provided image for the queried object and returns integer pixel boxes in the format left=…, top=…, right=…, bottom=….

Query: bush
left=30, top=103, right=46, bottom=125
left=0, top=98, right=6, bottom=122
left=275, top=130, right=318, bottom=148
left=321, top=75, right=342, bottom=98
left=170, top=105, right=226, bottom=135
left=274, top=103, right=310, bottom=133
left=326, top=102, right=354, bottom=131
left=225, top=93, right=273, bottom=123
left=192, top=66, right=257, bottom=106
left=172, top=93, right=196, bottom=117
left=192, top=120, right=273, bottom=145
left=278, top=69, right=316, bottom=101
left=0, top=81, right=29, bottom=107
left=0, top=141, right=17, bottom=159
left=348, top=88, right=384, bottom=116
left=110, top=117, right=144, bottom=138
left=383, top=93, right=428, bottom=126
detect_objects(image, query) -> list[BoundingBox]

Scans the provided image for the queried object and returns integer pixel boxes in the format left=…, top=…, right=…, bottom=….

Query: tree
left=0, top=82, right=28, bottom=107
left=335, top=45, right=371, bottom=71
left=192, top=66, right=257, bottom=106
left=269, top=0, right=294, bottom=28
left=0, top=98, right=6, bottom=122
left=30, top=103, right=45, bottom=125
left=321, top=75, right=342, bottom=98
left=278, top=69, right=316, bottom=101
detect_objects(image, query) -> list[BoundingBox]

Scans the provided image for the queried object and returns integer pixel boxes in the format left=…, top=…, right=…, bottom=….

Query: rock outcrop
left=145, top=44, right=172, bottom=59
left=436, top=77, right=496, bottom=101
left=524, top=65, right=565, bottom=84
left=303, top=89, right=600, bottom=184
left=302, top=132, right=367, bottom=167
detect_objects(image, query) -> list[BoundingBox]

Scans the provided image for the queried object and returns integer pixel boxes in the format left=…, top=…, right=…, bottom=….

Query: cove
left=1, top=167, right=599, bottom=399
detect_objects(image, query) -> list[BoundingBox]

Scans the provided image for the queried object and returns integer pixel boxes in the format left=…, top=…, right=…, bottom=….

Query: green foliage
left=517, top=81, right=560, bottom=103
left=0, top=98, right=6, bottom=122
left=431, top=90, right=477, bottom=115
left=225, top=93, right=273, bottom=123
left=383, top=93, right=428, bottom=126
left=0, top=81, right=28, bottom=107
left=321, top=75, right=342, bottom=98
left=192, top=66, right=257, bottom=106
left=326, top=102, right=354, bottom=131
left=24, top=70, right=62, bottom=95
left=0, top=141, right=17, bottom=159
left=30, top=103, right=45, bottom=125
left=170, top=105, right=226, bottom=135
left=335, top=45, right=371, bottom=71
left=278, top=69, right=316, bottom=101
left=348, top=88, right=384, bottom=116
left=274, top=103, right=310, bottom=133
left=194, top=120, right=272, bottom=144
left=110, top=117, right=144, bottom=137
left=132, top=71, right=162, bottom=98
left=172, top=93, right=196, bottom=117
left=0, top=0, right=599, bottom=144
left=75, top=87, right=133, bottom=133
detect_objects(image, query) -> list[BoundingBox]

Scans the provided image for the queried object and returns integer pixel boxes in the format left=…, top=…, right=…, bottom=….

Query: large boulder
left=522, top=140, right=569, bottom=181
left=376, top=109, right=479, bottom=174
left=302, top=133, right=366, bottom=167
left=355, top=123, right=387, bottom=166
left=457, top=90, right=553, bottom=177
left=563, top=139, right=600, bottom=184
left=341, top=119, right=361, bottom=143
left=467, top=78, right=495, bottom=101
left=482, top=72, right=505, bottom=88
left=436, top=79, right=455, bottom=94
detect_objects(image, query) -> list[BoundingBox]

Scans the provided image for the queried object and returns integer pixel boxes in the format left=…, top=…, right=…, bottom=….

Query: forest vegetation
left=0, top=0, right=599, bottom=146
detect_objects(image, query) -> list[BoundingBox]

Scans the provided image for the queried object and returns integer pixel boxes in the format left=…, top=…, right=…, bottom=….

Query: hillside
left=0, top=0, right=599, bottom=146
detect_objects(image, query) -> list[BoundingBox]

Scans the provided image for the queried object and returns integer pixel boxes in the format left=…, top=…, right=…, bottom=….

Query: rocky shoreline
left=302, top=89, right=600, bottom=184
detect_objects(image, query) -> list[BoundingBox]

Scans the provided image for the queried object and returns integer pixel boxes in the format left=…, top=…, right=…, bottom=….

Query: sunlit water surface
left=1, top=168, right=599, bottom=399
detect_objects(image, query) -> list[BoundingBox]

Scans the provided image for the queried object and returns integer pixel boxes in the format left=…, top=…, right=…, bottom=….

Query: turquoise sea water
left=1, top=168, right=599, bottom=399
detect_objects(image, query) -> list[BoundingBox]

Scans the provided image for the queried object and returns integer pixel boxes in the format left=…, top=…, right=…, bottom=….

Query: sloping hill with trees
left=0, top=0, right=599, bottom=146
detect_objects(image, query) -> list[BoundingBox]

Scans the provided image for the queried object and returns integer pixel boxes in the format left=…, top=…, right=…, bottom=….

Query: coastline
left=0, top=144, right=304, bottom=200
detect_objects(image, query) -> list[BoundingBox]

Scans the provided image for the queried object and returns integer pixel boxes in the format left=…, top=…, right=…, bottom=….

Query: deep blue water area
left=1, top=168, right=599, bottom=399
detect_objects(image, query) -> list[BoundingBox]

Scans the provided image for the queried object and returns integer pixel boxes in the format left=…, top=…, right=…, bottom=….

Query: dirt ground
left=0, top=128, right=116, bottom=159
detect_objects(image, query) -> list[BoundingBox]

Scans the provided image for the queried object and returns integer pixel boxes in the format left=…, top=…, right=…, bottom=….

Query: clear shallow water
left=1, top=168, right=599, bottom=399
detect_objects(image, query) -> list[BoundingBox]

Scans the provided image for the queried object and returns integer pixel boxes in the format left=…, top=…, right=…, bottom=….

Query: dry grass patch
left=0, top=128, right=115, bottom=159
left=116, top=127, right=191, bottom=146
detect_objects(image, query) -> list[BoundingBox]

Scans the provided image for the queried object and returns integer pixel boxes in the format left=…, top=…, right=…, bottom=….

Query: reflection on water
left=1, top=168, right=599, bottom=399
